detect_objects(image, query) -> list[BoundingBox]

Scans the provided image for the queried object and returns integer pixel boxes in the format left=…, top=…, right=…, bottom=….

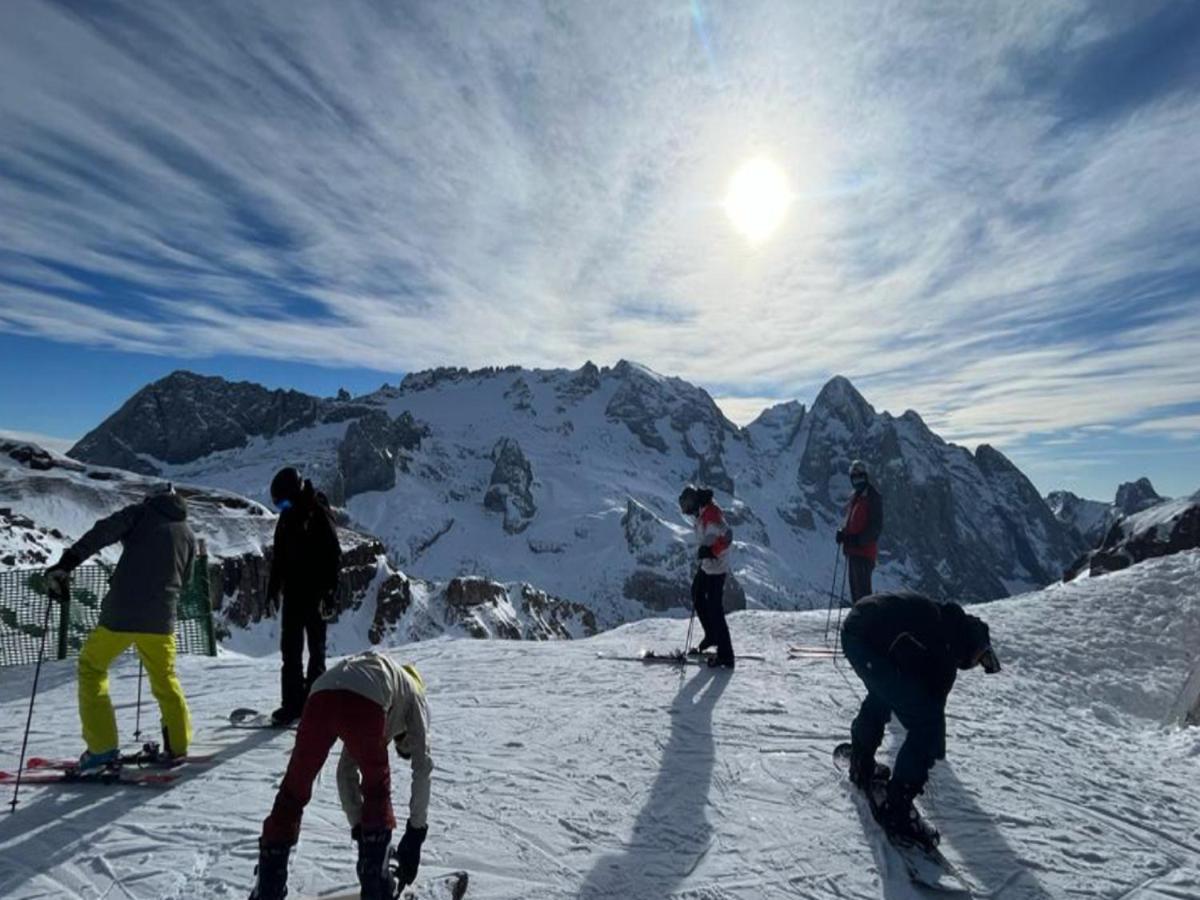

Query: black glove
left=351, top=823, right=362, bottom=845
left=319, top=588, right=338, bottom=622
left=835, top=529, right=844, bottom=545
left=697, top=545, right=715, bottom=560
left=391, top=821, right=427, bottom=887
left=46, top=550, right=79, bottom=600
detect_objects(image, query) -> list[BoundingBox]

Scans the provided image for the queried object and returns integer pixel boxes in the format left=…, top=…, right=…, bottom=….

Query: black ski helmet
left=678, top=484, right=702, bottom=516
left=849, top=459, right=869, bottom=479
left=270, top=467, right=303, bottom=505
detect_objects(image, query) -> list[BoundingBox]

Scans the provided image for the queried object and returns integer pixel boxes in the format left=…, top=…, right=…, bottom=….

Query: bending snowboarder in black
left=841, top=592, right=1000, bottom=847
left=267, top=467, right=341, bottom=727
left=679, top=485, right=735, bottom=669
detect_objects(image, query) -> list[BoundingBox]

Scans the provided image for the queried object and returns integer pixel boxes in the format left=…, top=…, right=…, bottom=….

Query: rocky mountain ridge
left=63, top=362, right=1089, bottom=625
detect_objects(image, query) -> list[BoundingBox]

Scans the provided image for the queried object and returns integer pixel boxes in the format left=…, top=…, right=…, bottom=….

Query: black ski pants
left=280, top=594, right=326, bottom=715
left=846, top=555, right=874, bottom=603
left=842, top=631, right=945, bottom=792
left=692, top=570, right=733, bottom=662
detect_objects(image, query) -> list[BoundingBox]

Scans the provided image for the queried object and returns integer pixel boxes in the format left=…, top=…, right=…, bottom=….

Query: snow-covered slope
left=68, top=364, right=1085, bottom=629
left=2, top=551, right=1197, bottom=899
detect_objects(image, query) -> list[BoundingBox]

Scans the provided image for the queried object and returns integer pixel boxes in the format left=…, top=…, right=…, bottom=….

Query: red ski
left=0, top=767, right=178, bottom=787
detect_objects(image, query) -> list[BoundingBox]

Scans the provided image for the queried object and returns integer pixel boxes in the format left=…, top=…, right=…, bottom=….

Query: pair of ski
left=832, top=742, right=970, bottom=893
left=597, top=649, right=764, bottom=666
left=0, top=744, right=216, bottom=788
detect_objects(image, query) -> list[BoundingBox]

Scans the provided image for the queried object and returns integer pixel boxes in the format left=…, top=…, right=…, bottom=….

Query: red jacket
left=843, top=483, right=883, bottom=563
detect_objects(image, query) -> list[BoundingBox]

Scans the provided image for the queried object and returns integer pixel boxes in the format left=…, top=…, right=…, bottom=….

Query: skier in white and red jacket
left=249, top=651, right=432, bottom=900
left=679, top=485, right=736, bottom=669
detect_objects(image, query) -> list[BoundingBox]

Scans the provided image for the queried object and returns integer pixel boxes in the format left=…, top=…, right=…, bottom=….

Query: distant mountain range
left=63, top=362, right=1086, bottom=628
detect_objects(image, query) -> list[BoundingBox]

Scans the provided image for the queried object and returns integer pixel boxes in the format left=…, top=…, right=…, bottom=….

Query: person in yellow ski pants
left=47, top=486, right=198, bottom=768
left=77, top=626, right=192, bottom=757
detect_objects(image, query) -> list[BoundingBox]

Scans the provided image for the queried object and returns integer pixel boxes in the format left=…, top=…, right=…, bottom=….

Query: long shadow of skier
left=576, top=668, right=730, bottom=899
left=932, top=762, right=1054, bottom=900
left=0, top=725, right=285, bottom=897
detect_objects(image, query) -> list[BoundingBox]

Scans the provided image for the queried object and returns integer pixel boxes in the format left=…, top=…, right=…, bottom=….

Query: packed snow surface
left=2, top=552, right=1198, bottom=899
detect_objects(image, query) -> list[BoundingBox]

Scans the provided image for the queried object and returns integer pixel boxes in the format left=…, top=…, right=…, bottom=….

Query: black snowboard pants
left=842, top=630, right=945, bottom=791
left=280, top=594, right=327, bottom=715
left=692, top=570, right=733, bottom=662
left=846, top=554, right=875, bottom=603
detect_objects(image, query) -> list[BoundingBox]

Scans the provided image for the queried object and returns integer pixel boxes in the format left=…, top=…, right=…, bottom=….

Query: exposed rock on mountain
left=484, top=438, right=537, bottom=533
left=1065, top=497, right=1200, bottom=580
left=1115, top=477, right=1165, bottom=516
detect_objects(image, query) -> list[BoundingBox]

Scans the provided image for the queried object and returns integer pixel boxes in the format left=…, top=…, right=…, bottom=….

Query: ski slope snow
left=1, top=551, right=1198, bottom=899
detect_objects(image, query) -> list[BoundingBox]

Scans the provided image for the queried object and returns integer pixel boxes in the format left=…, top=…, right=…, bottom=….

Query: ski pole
left=681, top=574, right=697, bottom=669
left=832, top=558, right=850, bottom=662
left=11, top=578, right=63, bottom=813
left=823, top=545, right=842, bottom=644
left=133, top=659, right=144, bottom=741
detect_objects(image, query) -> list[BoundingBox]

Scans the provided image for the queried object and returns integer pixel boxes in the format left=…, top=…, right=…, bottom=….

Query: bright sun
left=723, top=157, right=791, bottom=244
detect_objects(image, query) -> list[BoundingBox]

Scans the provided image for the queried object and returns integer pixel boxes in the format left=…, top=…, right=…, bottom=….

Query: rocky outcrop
left=440, top=576, right=597, bottom=640
left=483, top=438, right=536, bottom=533
left=1115, top=477, right=1165, bottom=516
left=1065, top=498, right=1200, bottom=580
left=622, top=568, right=745, bottom=614
left=337, top=411, right=427, bottom=500
left=69, top=371, right=335, bottom=474
left=1046, top=489, right=1113, bottom=547
left=370, top=573, right=413, bottom=644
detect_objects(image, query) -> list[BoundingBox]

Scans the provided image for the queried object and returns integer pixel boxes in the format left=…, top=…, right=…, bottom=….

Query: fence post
left=196, top=540, right=217, bottom=657
left=55, top=581, right=70, bottom=661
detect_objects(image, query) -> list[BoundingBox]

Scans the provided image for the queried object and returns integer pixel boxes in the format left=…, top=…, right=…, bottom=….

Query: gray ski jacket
left=62, top=492, right=197, bottom=635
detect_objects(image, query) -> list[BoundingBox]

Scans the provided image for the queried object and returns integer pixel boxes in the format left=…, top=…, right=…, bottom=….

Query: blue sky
left=0, top=1, right=1197, bottom=501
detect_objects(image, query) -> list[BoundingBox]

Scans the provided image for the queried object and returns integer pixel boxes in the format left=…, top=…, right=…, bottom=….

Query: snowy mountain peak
left=1115, top=476, right=1165, bottom=515
left=745, top=401, right=807, bottom=454
left=809, top=375, right=876, bottom=433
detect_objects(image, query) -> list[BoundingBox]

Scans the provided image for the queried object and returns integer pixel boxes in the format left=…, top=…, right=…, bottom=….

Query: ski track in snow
left=2, top=552, right=1199, bottom=899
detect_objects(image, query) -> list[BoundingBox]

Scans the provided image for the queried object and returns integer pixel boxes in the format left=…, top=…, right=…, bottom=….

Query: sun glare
left=723, top=157, right=791, bottom=244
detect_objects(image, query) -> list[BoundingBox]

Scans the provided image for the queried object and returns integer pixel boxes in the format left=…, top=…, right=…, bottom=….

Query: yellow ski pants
left=78, top=626, right=192, bottom=755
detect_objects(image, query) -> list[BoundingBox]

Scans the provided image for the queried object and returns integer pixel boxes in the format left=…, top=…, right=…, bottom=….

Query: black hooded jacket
left=267, top=482, right=341, bottom=603
left=841, top=592, right=988, bottom=698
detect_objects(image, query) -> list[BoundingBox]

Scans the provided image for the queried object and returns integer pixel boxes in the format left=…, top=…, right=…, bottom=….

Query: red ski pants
left=261, top=689, right=395, bottom=846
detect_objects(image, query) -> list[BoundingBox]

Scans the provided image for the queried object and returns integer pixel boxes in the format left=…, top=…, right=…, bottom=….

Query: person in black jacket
left=267, top=468, right=341, bottom=727
left=841, top=592, right=1000, bottom=847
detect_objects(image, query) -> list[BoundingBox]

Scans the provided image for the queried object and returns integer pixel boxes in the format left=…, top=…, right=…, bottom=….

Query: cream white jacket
left=311, top=651, right=432, bottom=829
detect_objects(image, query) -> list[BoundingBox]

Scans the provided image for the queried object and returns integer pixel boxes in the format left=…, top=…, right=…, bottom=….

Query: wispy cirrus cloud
left=1, top=1, right=1197, bottom=495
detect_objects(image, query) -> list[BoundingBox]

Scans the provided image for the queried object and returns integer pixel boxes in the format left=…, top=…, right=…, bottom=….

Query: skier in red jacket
left=836, top=460, right=883, bottom=602
left=679, top=485, right=735, bottom=669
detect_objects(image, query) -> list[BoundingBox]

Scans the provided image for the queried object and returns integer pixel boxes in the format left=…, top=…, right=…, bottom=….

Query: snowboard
left=229, top=707, right=298, bottom=729
left=300, top=869, right=468, bottom=900
left=832, top=742, right=970, bottom=893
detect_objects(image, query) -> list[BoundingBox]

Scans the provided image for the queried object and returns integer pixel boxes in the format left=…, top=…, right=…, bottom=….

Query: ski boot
left=77, top=748, right=119, bottom=773
left=270, top=706, right=302, bottom=728
left=878, top=780, right=940, bottom=850
left=687, top=639, right=714, bottom=657
left=707, top=656, right=735, bottom=670
left=356, top=828, right=397, bottom=900
left=248, top=842, right=291, bottom=900
left=848, top=744, right=890, bottom=789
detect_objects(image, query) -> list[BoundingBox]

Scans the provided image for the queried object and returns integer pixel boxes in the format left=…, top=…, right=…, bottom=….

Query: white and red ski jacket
left=695, top=501, right=733, bottom=575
